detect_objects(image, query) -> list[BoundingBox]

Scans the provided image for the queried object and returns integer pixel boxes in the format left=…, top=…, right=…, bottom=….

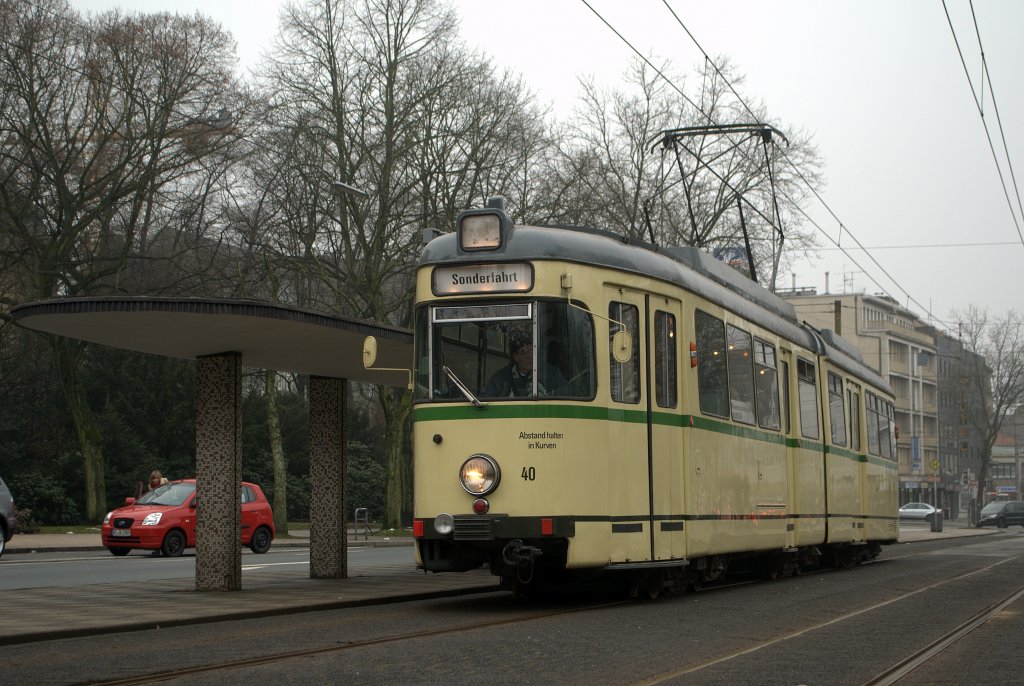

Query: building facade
left=933, top=330, right=991, bottom=517
left=989, top=409, right=1024, bottom=502
left=780, top=292, right=948, bottom=511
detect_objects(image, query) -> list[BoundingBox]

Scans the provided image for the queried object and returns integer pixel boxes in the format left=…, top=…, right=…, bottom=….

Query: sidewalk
left=6, top=518, right=995, bottom=554
left=0, top=519, right=1000, bottom=646
left=4, top=527, right=412, bottom=554
left=896, top=518, right=999, bottom=543
left=1, top=529, right=491, bottom=647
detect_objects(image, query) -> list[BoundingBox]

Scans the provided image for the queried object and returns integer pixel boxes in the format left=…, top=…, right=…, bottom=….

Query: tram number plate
left=111, top=529, right=132, bottom=537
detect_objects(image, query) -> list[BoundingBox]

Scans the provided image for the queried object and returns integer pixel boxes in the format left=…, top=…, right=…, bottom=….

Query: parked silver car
left=898, top=502, right=938, bottom=521
left=0, top=475, right=15, bottom=559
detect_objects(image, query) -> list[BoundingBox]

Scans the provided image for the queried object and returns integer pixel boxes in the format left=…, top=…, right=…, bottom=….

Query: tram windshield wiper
left=442, top=366, right=487, bottom=408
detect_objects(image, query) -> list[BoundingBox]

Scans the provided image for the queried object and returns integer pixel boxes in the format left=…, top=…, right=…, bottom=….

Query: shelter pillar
left=309, top=376, right=348, bottom=579
left=195, top=352, right=243, bottom=591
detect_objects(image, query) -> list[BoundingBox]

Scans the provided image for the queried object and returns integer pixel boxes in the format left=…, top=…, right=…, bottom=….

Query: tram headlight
left=459, top=454, right=500, bottom=495
left=434, top=513, right=455, bottom=535
left=459, top=213, right=502, bottom=250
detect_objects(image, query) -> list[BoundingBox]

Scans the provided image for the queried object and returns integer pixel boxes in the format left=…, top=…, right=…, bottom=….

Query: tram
left=404, top=198, right=898, bottom=595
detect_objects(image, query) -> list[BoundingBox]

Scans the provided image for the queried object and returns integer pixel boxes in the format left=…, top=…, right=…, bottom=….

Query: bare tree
left=251, top=0, right=549, bottom=528
left=541, top=56, right=822, bottom=289
left=0, top=0, right=245, bottom=518
left=954, top=306, right=1024, bottom=511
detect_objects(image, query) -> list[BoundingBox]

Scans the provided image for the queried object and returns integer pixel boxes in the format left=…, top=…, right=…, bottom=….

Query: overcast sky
left=71, top=0, right=1024, bottom=330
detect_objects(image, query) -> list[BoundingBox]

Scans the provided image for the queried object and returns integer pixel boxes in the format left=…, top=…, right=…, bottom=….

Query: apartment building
left=780, top=292, right=946, bottom=511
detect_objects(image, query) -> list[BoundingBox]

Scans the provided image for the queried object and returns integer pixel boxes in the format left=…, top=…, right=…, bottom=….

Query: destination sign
left=432, top=263, right=533, bottom=295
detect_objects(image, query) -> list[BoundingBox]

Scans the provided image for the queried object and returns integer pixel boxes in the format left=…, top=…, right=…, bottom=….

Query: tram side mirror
left=362, top=335, right=414, bottom=391
left=612, top=330, right=633, bottom=364
left=362, top=336, right=378, bottom=369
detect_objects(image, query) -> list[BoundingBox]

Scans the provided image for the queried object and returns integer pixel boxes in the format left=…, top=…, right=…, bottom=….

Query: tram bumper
left=415, top=514, right=573, bottom=574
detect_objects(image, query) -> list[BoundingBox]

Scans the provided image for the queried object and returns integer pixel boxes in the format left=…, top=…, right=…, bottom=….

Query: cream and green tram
left=410, top=200, right=898, bottom=593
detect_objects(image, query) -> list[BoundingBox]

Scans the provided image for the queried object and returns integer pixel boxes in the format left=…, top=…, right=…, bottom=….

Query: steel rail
left=632, top=552, right=1024, bottom=686
left=85, top=597, right=632, bottom=686
left=861, top=583, right=1024, bottom=686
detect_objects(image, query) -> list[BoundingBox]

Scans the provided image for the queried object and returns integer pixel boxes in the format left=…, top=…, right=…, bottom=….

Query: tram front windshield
left=414, top=301, right=595, bottom=401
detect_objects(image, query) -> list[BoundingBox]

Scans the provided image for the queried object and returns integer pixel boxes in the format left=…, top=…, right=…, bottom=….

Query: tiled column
left=309, top=376, right=347, bottom=579
left=195, top=353, right=243, bottom=591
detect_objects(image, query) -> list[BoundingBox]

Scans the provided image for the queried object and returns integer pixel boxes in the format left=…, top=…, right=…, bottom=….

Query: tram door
left=648, top=297, right=685, bottom=561
left=605, top=288, right=684, bottom=564
left=605, top=289, right=651, bottom=563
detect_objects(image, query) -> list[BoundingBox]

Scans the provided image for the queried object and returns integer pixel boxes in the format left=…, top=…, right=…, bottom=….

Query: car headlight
left=103, top=511, right=112, bottom=525
left=459, top=454, right=500, bottom=495
left=141, top=512, right=163, bottom=526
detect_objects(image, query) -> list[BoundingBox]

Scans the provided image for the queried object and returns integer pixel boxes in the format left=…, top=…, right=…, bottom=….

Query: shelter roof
left=11, top=297, right=412, bottom=387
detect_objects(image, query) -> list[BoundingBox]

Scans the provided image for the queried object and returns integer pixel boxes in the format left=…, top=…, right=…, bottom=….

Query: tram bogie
left=410, top=199, right=898, bottom=595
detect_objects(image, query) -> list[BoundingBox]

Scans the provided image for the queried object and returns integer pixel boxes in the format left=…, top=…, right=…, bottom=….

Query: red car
left=102, top=479, right=275, bottom=557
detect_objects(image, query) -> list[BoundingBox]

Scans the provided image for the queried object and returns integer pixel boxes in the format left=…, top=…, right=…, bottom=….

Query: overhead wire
left=659, top=0, right=1024, bottom=331
left=578, top=0, right=706, bottom=121
left=657, top=0, right=933, bottom=316
left=579, top=0, right=795, bottom=272
left=786, top=241, right=1018, bottom=252
left=583, top=0, right=947, bottom=327
left=941, top=0, right=1024, bottom=249
left=662, top=0, right=943, bottom=323
left=967, top=1, right=1024, bottom=245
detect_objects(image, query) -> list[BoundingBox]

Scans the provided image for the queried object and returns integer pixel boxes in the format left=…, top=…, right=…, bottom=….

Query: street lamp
left=332, top=180, right=369, bottom=199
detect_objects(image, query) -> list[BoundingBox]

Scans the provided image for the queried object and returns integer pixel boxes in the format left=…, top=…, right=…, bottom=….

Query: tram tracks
left=81, top=597, right=633, bottom=686
left=861, top=582, right=1024, bottom=686
left=68, top=547, right=1024, bottom=685
left=78, top=575, right=759, bottom=685
left=631, top=552, right=1024, bottom=686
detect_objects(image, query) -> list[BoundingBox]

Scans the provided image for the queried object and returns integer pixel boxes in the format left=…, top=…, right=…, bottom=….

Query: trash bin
left=931, top=510, right=943, bottom=532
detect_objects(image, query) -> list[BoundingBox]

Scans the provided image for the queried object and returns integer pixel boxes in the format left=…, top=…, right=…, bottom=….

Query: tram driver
left=483, top=336, right=568, bottom=398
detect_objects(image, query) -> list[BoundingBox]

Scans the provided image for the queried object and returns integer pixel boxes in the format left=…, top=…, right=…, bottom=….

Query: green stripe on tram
left=413, top=404, right=648, bottom=423
left=412, top=404, right=895, bottom=471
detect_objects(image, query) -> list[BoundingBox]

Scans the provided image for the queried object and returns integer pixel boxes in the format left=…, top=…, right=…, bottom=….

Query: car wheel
left=161, top=530, right=186, bottom=557
left=249, top=525, right=273, bottom=554
left=108, top=547, right=131, bottom=556
left=0, top=533, right=5, bottom=559
left=997, top=517, right=1007, bottom=529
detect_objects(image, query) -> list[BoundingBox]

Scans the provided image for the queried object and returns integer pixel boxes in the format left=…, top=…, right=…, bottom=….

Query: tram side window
left=609, top=302, right=640, bottom=403
left=539, top=300, right=596, bottom=399
left=413, top=306, right=430, bottom=399
left=654, top=310, right=677, bottom=408
left=797, top=359, right=819, bottom=439
left=754, top=339, right=781, bottom=430
left=695, top=310, right=729, bottom=417
left=866, top=393, right=881, bottom=456
left=727, top=325, right=755, bottom=425
left=828, top=372, right=847, bottom=446
left=780, top=360, right=791, bottom=434
left=882, top=400, right=895, bottom=459
left=848, top=385, right=862, bottom=451
left=866, top=392, right=895, bottom=459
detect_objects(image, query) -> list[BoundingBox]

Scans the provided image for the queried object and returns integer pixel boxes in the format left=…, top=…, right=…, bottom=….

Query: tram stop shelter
left=11, top=296, right=413, bottom=591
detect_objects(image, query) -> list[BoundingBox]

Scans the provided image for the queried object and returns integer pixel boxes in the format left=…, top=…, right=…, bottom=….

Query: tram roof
left=421, top=222, right=891, bottom=393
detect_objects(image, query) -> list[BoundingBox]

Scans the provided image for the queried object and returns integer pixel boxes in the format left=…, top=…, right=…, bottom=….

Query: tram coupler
left=500, top=539, right=544, bottom=585
left=501, top=539, right=544, bottom=566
